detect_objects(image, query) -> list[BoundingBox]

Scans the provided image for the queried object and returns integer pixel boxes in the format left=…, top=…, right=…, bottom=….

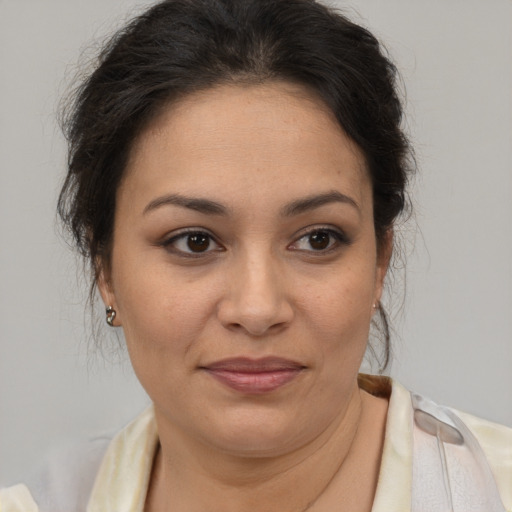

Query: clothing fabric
left=1, top=377, right=511, bottom=512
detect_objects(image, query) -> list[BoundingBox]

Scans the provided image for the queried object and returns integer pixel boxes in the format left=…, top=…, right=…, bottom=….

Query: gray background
left=1, top=0, right=511, bottom=485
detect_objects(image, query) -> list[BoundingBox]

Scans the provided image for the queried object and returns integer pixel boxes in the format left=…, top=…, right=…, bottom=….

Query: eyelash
left=289, top=226, right=351, bottom=254
left=159, top=226, right=350, bottom=258
left=160, top=228, right=223, bottom=258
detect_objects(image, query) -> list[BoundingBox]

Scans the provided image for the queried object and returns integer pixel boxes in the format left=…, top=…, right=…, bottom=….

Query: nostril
left=219, top=306, right=293, bottom=337
left=216, top=264, right=294, bottom=336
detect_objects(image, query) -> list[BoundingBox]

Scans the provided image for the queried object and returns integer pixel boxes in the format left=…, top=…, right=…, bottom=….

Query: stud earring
left=106, top=306, right=116, bottom=327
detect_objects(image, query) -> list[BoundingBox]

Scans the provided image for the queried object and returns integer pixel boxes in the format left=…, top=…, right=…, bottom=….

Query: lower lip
left=204, top=369, right=303, bottom=394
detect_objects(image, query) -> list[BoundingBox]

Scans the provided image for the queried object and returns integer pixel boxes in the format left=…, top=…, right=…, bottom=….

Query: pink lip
left=201, top=357, right=305, bottom=394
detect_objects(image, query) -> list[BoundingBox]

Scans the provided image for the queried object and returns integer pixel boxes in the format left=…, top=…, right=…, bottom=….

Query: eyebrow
left=142, top=190, right=359, bottom=217
left=143, top=194, right=228, bottom=216
left=281, top=191, right=360, bottom=217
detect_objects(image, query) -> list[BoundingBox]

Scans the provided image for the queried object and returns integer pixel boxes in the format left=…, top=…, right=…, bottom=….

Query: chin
left=193, top=406, right=314, bottom=457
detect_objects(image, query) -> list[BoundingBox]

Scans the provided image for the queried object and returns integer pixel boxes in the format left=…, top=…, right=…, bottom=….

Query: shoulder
left=409, top=386, right=512, bottom=511
left=453, top=407, right=512, bottom=461
left=0, top=406, right=157, bottom=512
left=0, top=484, right=39, bottom=512
left=0, top=434, right=111, bottom=512
left=451, top=407, right=512, bottom=508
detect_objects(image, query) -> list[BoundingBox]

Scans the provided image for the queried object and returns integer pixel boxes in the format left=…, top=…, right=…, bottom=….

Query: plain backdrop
left=1, top=0, right=511, bottom=485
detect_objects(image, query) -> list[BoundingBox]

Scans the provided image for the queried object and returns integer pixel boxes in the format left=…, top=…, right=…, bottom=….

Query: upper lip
left=201, top=357, right=305, bottom=372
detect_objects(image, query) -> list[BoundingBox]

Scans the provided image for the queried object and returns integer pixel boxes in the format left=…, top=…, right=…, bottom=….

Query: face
left=100, top=82, right=389, bottom=456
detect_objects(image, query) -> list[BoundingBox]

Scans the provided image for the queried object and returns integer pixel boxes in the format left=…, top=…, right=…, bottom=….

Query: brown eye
left=309, top=231, right=330, bottom=250
left=162, top=230, right=222, bottom=256
left=289, top=227, right=349, bottom=253
left=187, top=233, right=210, bottom=252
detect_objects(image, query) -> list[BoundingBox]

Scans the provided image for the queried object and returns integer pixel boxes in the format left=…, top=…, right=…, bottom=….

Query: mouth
left=200, top=357, right=306, bottom=395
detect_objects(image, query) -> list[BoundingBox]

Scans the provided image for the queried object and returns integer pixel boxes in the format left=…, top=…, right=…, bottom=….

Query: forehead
left=123, top=82, right=370, bottom=211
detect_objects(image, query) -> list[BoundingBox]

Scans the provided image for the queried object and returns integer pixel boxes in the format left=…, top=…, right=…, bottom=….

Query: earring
left=106, top=306, right=116, bottom=327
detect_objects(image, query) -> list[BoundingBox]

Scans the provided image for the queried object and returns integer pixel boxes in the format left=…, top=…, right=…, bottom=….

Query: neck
left=146, top=384, right=386, bottom=512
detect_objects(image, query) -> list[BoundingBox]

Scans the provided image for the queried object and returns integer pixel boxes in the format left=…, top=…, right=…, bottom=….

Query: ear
left=374, top=229, right=393, bottom=306
left=96, top=260, right=121, bottom=326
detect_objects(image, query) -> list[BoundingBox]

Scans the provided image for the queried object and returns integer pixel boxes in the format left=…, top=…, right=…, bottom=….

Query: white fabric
left=28, top=436, right=111, bottom=512
left=411, top=393, right=506, bottom=512
left=0, top=435, right=111, bottom=512
left=0, top=484, right=38, bottom=512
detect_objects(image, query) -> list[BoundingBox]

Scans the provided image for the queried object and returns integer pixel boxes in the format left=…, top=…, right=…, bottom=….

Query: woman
left=1, top=0, right=510, bottom=511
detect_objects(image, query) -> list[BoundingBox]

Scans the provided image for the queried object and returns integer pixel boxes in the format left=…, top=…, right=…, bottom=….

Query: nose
left=217, top=250, right=294, bottom=337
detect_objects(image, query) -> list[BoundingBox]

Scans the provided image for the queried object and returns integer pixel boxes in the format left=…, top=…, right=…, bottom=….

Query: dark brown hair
left=58, top=0, right=413, bottom=369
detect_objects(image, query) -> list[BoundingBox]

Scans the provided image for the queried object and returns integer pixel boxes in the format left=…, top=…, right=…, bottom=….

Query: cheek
left=110, top=253, right=220, bottom=356
left=122, top=292, right=207, bottom=345
left=304, top=262, right=375, bottom=323
left=298, top=260, right=376, bottom=356
left=112, top=272, right=211, bottom=400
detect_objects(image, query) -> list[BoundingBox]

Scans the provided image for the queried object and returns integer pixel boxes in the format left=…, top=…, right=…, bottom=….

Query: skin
left=99, top=82, right=391, bottom=512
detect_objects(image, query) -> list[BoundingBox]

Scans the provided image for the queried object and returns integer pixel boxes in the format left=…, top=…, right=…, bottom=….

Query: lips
left=201, top=357, right=305, bottom=394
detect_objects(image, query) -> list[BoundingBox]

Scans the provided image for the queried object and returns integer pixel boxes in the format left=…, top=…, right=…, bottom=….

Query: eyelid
left=160, top=228, right=224, bottom=256
left=288, top=225, right=351, bottom=252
